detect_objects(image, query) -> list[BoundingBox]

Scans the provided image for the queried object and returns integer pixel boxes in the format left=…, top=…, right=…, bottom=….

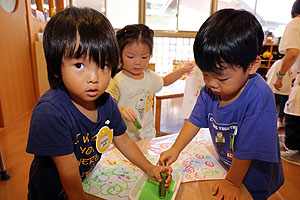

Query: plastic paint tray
left=128, top=171, right=182, bottom=200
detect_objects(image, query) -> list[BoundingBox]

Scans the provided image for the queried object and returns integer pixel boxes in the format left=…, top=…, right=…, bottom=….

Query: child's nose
left=206, top=79, right=218, bottom=89
left=88, top=69, right=98, bottom=83
left=134, top=58, right=141, bottom=65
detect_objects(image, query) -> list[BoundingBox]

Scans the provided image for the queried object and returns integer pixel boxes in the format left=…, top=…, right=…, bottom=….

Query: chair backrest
left=148, top=63, right=155, bottom=72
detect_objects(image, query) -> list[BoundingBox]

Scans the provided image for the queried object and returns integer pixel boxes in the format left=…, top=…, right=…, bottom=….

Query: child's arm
left=159, top=120, right=200, bottom=166
left=163, top=62, right=195, bottom=86
left=212, top=157, right=252, bottom=199
left=113, top=132, right=172, bottom=186
left=52, top=153, right=89, bottom=200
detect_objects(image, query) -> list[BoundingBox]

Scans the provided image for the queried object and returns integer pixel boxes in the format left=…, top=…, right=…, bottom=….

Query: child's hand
left=178, top=61, right=195, bottom=73
left=119, top=106, right=137, bottom=122
left=273, top=78, right=283, bottom=91
left=158, top=148, right=180, bottom=167
left=183, top=61, right=196, bottom=72
left=146, top=165, right=173, bottom=187
left=212, top=179, right=241, bottom=200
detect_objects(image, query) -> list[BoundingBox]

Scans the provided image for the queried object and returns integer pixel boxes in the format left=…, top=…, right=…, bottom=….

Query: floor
left=0, top=97, right=299, bottom=199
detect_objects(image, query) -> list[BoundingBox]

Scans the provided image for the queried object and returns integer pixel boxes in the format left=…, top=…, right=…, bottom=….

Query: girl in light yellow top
left=107, top=24, right=194, bottom=141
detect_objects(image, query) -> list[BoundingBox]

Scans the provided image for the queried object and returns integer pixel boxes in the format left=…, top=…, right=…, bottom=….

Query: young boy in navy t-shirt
left=26, top=7, right=171, bottom=200
left=159, top=9, right=284, bottom=200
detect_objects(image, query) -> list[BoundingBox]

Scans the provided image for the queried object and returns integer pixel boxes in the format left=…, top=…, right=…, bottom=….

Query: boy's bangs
left=63, top=28, right=85, bottom=59
left=64, top=32, right=112, bottom=69
left=80, top=24, right=119, bottom=70
left=198, top=44, right=229, bottom=74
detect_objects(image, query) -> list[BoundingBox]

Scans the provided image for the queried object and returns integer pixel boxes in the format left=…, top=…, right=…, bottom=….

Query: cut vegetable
left=133, top=119, right=142, bottom=130
left=158, top=172, right=168, bottom=198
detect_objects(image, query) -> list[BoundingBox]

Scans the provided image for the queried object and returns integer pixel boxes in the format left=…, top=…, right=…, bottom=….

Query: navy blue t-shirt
left=26, top=88, right=126, bottom=199
left=189, top=74, right=284, bottom=199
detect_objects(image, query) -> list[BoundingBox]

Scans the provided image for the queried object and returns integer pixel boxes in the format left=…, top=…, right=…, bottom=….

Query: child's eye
left=218, top=78, right=228, bottom=82
left=74, top=63, right=85, bottom=69
left=126, top=56, right=134, bottom=59
left=142, top=56, right=149, bottom=59
left=100, top=64, right=108, bottom=70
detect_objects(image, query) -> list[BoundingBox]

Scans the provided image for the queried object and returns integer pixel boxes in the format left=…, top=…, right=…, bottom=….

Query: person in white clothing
left=107, top=24, right=194, bottom=141
left=285, top=75, right=300, bottom=116
left=273, top=0, right=300, bottom=164
left=266, top=59, right=294, bottom=128
left=282, top=74, right=300, bottom=163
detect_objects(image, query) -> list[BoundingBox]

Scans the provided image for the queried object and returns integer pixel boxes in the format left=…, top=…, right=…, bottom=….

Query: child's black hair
left=193, top=9, right=264, bottom=74
left=292, top=0, right=300, bottom=18
left=43, top=6, right=119, bottom=89
left=116, top=24, right=154, bottom=64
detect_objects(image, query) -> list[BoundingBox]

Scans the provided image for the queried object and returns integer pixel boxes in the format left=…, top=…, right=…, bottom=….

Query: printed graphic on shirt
left=135, top=98, right=145, bottom=119
left=74, top=132, right=100, bottom=179
left=96, top=126, right=113, bottom=153
left=215, top=132, right=225, bottom=147
left=134, top=92, right=152, bottom=119
left=128, top=88, right=146, bottom=99
left=227, top=133, right=234, bottom=160
left=208, top=113, right=237, bottom=167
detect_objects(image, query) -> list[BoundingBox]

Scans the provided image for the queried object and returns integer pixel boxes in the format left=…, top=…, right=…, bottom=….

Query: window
left=217, top=0, right=295, bottom=38
left=145, top=0, right=211, bottom=31
left=106, top=0, right=139, bottom=28
left=146, top=0, right=178, bottom=30
left=73, top=0, right=105, bottom=15
left=70, top=0, right=295, bottom=37
left=69, top=0, right=298, bottom=74
left=71, top=0, right=206, bottom=74
left=73, top=0, right=211, bottom=32
left=151, top=37, right=195, bottom=75
left=178, top=0, right=210, bottom=31
left=73, top=0, right=139, bottom=29
left=256, top=0, right=294, bottom=37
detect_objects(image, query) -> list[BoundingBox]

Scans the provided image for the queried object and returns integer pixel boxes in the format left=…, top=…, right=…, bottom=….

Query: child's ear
left=248, top=56, right=261, bottom=74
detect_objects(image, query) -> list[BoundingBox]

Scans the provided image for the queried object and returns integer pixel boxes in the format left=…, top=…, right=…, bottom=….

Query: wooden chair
left=155, top=93, right=184, bottom=137
left=149, top=62, right=186, bottom=137
left=148, top=63, right=156, bottom=72
left=155, top=80, right=185, bottom=137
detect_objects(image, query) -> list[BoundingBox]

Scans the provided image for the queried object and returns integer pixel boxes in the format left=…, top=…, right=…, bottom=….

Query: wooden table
left=155, top=80, right=185, bottom=136
left=86, top=129, right=253, bottom=200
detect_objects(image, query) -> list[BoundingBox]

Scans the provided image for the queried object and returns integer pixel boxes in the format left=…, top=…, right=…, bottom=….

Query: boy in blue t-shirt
left=159, top=9, right=284, bottom=199
left=26, top=7, right=171, bottom=200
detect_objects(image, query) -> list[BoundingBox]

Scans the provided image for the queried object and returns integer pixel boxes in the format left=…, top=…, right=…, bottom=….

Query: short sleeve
left=26, top=102, right=74, bottom=156
left=279, top=19, right=300, bottom=54
left=106, top=77, right=120, bottom=101
left=147, top=70, right=164, bottom=93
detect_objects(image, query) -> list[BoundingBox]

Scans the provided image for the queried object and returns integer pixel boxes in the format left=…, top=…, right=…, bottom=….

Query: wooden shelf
left=259, top=43, right=284, bottom=78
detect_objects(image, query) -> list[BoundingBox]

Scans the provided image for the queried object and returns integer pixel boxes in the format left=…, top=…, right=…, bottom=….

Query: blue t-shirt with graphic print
left=189, top=73, right=284, bottom=199
left=26, top=88, right=126, bottom=200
